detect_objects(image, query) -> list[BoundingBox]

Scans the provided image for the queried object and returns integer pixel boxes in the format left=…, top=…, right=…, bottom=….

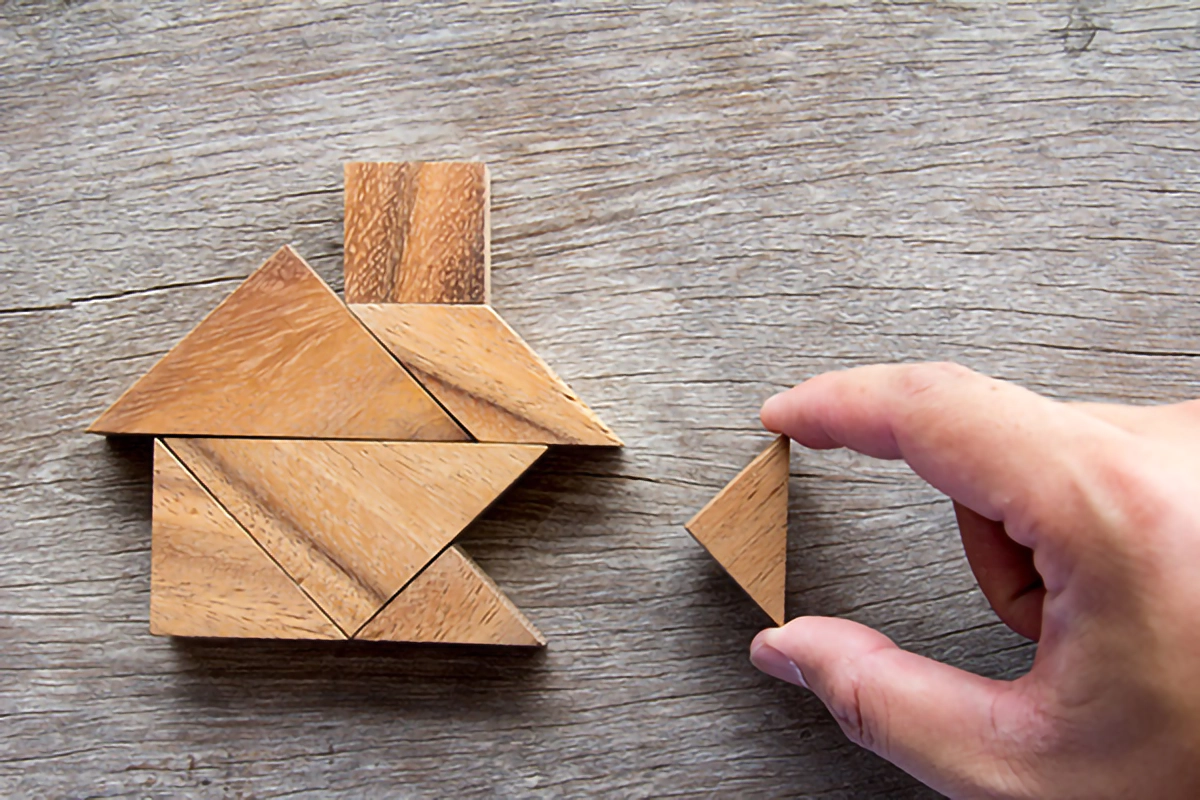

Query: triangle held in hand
left=685, top=435, right=789, bottom=625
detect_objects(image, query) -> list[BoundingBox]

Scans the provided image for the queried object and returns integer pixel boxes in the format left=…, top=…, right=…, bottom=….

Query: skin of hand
left=749, top=362, right=1200, bottom=799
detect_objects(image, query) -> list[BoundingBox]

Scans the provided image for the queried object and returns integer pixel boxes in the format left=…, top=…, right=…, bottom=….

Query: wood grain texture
left=686, top=435, right=789, bottom=626
left=344, top=162, right=490, bottom=304
left=7, top=1, right=1200, bottom=796
left=357, top=545, right=544, bottom=646
left=353, top=303, right=623, bottom=445
left=88, top=245, right=467, bottom=441
left=165, top=438, right=546, bottom=636
left=149, top=440, right=343, bottom=640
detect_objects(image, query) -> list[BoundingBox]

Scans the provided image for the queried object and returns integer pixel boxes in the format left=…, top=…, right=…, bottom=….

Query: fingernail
left=750, top=641, right=809, bottom=689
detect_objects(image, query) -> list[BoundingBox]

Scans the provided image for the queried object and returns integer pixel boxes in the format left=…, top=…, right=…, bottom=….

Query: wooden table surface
left=3, top=2, right=1198, bottom=797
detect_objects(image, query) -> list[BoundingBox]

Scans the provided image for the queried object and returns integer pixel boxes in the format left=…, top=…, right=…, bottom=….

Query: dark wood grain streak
left=344, top=162, right=490, bottom=304
left=3, top=1, right=1199, bottom=797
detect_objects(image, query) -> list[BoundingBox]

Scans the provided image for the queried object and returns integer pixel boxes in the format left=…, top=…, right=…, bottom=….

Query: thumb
left=751, top=617, right=1036, bottom=799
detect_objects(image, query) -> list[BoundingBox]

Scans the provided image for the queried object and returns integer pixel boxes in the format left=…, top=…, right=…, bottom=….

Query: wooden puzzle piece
left=88, top=245, right=467, bottom=441
left=92, top=163, right=613, bottom=647
left=685, top=435, right=789, bottom=625
left=149, top=440, right=343, bottom=640
left=355, top=545, right=544, bottom=646
left=344, top=162, right=489, bottom=304
left=164, top=438, right=547, bottom=636
left=352, top=303, right=622, bottom=446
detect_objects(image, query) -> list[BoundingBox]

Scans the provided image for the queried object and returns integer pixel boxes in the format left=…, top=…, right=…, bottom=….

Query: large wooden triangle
left=89, top=246, right=467, bottom=441
left=356, top=545, right=544, bottom=645
left=164, top=438, right=546, bottom=636
left=685, top=435, right=789, bottom=625
left=149, top=440, right=343, bottom=640
left=352, top=303, right=621, bottom=446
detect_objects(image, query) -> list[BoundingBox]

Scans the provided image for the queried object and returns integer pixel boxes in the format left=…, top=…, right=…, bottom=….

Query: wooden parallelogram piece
left=344, top=162, right=489, bottom=304
left=685, top=435, right=789, bottom=625
left=163, top=438, right=547, bottom=637
left=149, top=440, right=343, bottom=640
left=356, top=545, right=544, bottom=646
left=352, top=303, right=622, bottom=446
left=87, top=245, right=467, bottom=441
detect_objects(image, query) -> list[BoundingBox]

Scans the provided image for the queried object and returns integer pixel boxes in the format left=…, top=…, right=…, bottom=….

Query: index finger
left=759, top=362, right=1126, bottom=545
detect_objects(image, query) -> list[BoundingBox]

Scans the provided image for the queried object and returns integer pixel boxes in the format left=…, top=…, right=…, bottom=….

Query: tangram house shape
left=90, top=161, right=622, bottom=646
left=685, top=435, right=789, bottom=625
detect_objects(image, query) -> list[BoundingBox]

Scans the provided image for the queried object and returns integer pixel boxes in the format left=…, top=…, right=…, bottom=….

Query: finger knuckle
left=894, top=361, right=973, bottom=400
left=824, top=664, right=888, bottom=755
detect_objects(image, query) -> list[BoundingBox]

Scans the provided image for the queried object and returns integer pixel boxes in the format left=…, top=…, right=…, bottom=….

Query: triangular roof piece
left=685, top=435, right=789, bottom=625
left=351, top=303, right=622, bottom=446
left=149, top=440, right=343, bottom=640
left=89, top=246, right=467, bottom=441
left=164, top=438, right=546, bottom=636
left=355, top=545, right=544, bottom=645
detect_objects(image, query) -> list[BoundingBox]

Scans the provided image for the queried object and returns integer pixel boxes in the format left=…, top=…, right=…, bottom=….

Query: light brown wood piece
left=344, top=162, right=490, bottom=304
left=164, top=438, right=546, bottom=636
left=685, top=435, right=789, bottom=625
left=352, top=304, right=622, bottom=446
left=356, top=545, right=544, bottom=646
left=88, top=246, right=467, bottom=441
left=149, top=440, right=343, bottom=640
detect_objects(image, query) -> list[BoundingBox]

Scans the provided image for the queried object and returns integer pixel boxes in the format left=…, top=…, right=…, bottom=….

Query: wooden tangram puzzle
left=685, top=435, right=789, bottom=625
left=89, top=162, right=622, bottom=646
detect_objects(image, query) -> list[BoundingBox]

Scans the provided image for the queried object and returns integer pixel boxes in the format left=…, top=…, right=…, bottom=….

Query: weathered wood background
left=3, top=2, right=1198, bottom=797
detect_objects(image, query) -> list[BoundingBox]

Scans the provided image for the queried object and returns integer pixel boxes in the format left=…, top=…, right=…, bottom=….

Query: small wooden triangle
left=685, top=435, right=789, bottom=625
left=165, top=438, right=547, bottom=636
left=355, top=545, right=544, bottom=646
left=352, top=303, right=622, bottom=446
left=88, top=245, right=467, bottom=441
left=149, top=440, right=343, bottom=640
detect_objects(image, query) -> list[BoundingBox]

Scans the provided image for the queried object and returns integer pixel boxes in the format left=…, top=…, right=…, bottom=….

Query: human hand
left=749, top=363, right=1200, bottom=799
